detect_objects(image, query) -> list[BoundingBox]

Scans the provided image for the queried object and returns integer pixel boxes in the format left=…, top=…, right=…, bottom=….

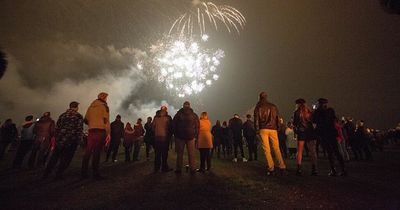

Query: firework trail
left=169, top=0, right=246, bottom=37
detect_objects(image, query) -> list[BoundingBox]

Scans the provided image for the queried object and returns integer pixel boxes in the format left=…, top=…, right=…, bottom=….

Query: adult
left=355, top=120, right=373, bottom=161
left=152, top=106, right=173, bottom=172
left=0, top=119, right=17, bottom=160
left=13, top=116, right=35, bottom=168
left=221, top=121, right=232, bottom=157
left=278, top=117, right=288, bottom=159
left=313, top=98, right=346, bottom=176
left=173, top=101, right=199, bottom=174
left=132, top=118, right=145, bottom=161
left=29, top=112, right=55, bottom=168
left=144, top=117, right=154, bottom=161
left=81, top=92, right=111, bottom=179
left=293, top=98, right=318, bottom=176
left=211, top=120, right=223, bottom=158
left=343, top=117, right=359, bottom=160
left=335, top=119, right=350, bottom=161
left=254, top=92, right=287, bottom=176
left=229, top=114, right=247, bottom=162
left=197, top=112, right=213, bottom=172
left=123, top=122, right=134, bottom=162
left=285, top=122, right=297, bottom=159
left=43, top=102, right=84, bottom=179
left=106, top=115, right=124, bottom=163
left=243, top=114, right=257, bottom=161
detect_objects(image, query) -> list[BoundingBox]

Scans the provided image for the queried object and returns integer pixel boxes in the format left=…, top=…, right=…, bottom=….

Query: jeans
left=81, top=129, right=106, bottom=176
left=44, top=142, right=78, bottom=177
left=175, top=138, right=196, bottom=172
left=259, top=129, right=286, bottom=171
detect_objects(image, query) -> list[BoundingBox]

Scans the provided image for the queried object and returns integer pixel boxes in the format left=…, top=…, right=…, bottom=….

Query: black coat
left=173, top=107, right=199, bottom=141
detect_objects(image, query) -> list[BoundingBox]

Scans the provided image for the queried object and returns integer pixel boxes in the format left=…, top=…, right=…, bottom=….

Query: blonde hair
left=200, top=112, right=208, bottom=120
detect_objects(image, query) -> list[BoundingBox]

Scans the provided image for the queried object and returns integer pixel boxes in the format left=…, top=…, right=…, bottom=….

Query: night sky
left=1, top=0, right=399, bottom=129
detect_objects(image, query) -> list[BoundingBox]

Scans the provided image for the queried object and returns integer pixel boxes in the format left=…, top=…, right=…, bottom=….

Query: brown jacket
left=84, top=99, right=110, bottom=135
left=254, top=99, right=280, bottom=131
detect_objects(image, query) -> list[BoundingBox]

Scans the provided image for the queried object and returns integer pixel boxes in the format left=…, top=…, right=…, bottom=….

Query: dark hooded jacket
left=312, top=107, right=337, bottom=137
left=229, top=117, right=243, bottom=140
left=254, top=99, right=280, bottom=131
left=152, top=110, right=173, bottom=141
left=110, top=119, right=124, bottom=142
left=173, top=107, right=199, bottom=141
left=34, top=116, right=55, bottom=139
left=1, top=122, right=18, bottom=143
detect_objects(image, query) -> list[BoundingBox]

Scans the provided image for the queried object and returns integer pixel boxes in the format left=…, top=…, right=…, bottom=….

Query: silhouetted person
left=132, top=118, right=145, bottom=161
left=229, top=114, right=247, bottom=162
left=293, top=98, right=318, bottom=176
left=13, top=116, right=35, bottom=168
left=144, top=117, right=154, bottom=161
left=123, top=122, right=134, bottom=162
left=29, top=112, right=55, bottom=168
left=313, top=98, right=346, bottom=176
left=221, top=121, right=232, bottom=157
left=81, top=92, right=110, bottom=179
left=106, top=115, right=124, bottom=163
left=0, top=119, right=17, bottom=160
left=211, top=120, right=223, bottom=158
left=355, top=120, right=373, bottom=161
left=278, top=117, right=288, bottom=159
left=43, top=102, right=83, bottom=179
left=243, top=114, right=257, bottom=161
left=173, top=101, right=199, bottom=174
left=254, top=92, right=287, bottom=176
left=152, top=106, right=173, bottom=173
left=344, top=117, right=358, bottom=160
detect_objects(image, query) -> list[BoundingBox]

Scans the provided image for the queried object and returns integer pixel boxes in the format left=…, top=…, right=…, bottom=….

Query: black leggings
left=199, top=148, right=212, bottom=170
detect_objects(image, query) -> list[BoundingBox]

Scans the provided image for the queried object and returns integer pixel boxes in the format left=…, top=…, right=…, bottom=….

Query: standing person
left=254, top=92, right=287, bottom=176
left=293, top=98, right=318, bottom=176
left=211, top=120, right=223, bottom=158
left=43, top=102, right=84, bottom=179
left=229, top=114, right=247, bottom=162
left=28, top=112, right=55, bottom=168
left=335, top=119, right=350, bottom=161
left=152, top=106, right=173, bottom=173
left=313, top=98, right=346, bottom=176
left=13, top=116, right=35, bottom=168
left=221, top=121, right=232, bottom=157
left=197, top=112, right=213, bottom=172
left=243, top=114, right=257, bottom=161
left=0, top=119, right=18, bottom=160
left=355, top=120, right=373, bottom=161
left=132, top=118, right=145, bottom=161
left=106, top=115, right=124, bottom=163
left=285, top=122, right=297, bottom=159
left=123, top=123, right=134, bottom=162
left=173, top=101, right=199, bottom=174
left=278, top=118, right=288, bottom=159
left=81, top=92, right=110, bottom=179
left=144, top=117, right=154, bottom=161
left=344, top=117, right=359, bottom=160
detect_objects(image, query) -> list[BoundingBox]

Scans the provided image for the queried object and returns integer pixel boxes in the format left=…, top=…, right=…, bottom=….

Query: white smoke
left=0, top=41, right=177, bottom=124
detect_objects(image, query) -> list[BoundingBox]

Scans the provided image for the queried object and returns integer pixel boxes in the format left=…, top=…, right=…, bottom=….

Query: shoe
left=338, top=170, right=348, bottom=177
left=328, top=170, right=337, bottom=177
left=248, top=158, right=253, bottom=161
left=113, top=159, right=118, bottom=163
left=296, top=169, right=303, bottom=176
left=242, top=158, right=248, bottom=162
left=232, top=158, right=238, bottom=162
left=196, top=169, right=205, bottom=173
left=266, top=170, right=275, bottom=176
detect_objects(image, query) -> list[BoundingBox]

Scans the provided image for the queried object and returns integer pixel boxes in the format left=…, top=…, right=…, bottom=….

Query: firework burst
left=149, top=35, right=224, bottom=98
left=169, top=0, right=246, bottom=37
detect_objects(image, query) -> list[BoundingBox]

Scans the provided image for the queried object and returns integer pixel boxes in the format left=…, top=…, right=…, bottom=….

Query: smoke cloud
left=0, top=40, right=177, bottom=124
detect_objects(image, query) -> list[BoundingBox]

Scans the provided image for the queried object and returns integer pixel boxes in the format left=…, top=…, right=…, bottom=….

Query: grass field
left=1, top=142, right=400, bottom=209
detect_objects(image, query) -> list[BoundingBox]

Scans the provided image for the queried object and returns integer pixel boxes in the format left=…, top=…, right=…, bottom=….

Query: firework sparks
left=148, top=35, right=224, bottom=98
left=169, top=0, right=246, bottom=37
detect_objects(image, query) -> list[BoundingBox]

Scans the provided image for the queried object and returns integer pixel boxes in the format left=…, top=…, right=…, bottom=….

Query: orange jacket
left=197, top=119, right=213, bottom=149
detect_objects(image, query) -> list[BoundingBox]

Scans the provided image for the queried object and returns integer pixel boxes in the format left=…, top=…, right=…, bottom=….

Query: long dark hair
left=298, top=104, right=312, bottom=123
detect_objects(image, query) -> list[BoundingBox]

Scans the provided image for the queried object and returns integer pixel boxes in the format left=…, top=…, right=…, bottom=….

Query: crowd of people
left=1, top=91, right=399, bottom=180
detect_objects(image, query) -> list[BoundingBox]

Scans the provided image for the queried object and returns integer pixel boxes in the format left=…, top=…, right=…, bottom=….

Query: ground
left=1, top=143, right=400, bottom=210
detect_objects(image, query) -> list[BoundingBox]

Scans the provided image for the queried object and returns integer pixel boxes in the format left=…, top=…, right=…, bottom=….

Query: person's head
left=222, top=121, right=227, bottom=126
left=216, top=120, right=221, bottom=126
left=317, top=98, right=328, bottom=108
left=233, top=114, right=240, bottom=119
left=147, top=117, right=152, bottom=123
left=125, top=122, right=132, bottom=129
left=295, top=98, right=306, bottom=109
left=279, top=117, right=284, bottom=124
left=115, top=114, right=121, bottom=121
left=259, top=92, right=268, bottom=100
left=200, top=112, right=208, bottom=120
left=287, top=121, right=293, bottom=128
left=98, top=92, right=109, bottom=102
left=137, top=118, right=142, bottom=124
left=43, top=112, right=50, bottom=118
left=4, top=118, right=12, bottom=125
left=25, top=115, right=34, bottom=122
left=160, top=106, right=168, bottom=112
left=246, top=114, right=251, bottom=120
left=358, top=120, right=365, bottom=127
left=183, top=101, right=191, bottom=108
left=69, top=101, right=79, bottom=111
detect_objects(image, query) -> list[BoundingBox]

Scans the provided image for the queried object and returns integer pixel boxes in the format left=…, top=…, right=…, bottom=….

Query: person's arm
left=254, top=106, right=260, bottom=133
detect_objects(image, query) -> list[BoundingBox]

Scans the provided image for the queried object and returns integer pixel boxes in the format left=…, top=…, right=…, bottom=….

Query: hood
left=180, top=107, right=194, bottom=114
